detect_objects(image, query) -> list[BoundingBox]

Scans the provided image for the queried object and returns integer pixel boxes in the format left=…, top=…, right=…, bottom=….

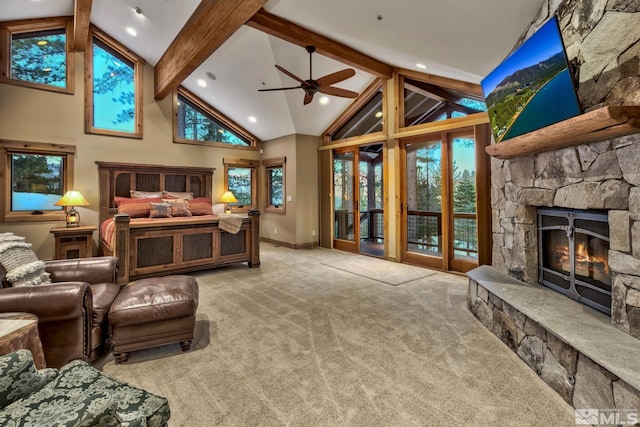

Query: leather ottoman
left=108, top=275, right=199, bottom=363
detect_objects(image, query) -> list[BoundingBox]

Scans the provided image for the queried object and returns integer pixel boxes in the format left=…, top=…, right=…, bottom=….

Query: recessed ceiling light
left=205, top=72, right=217, bottom=81
left=248, top=116, right=257, bottom=123
left=375, top=111, right=383, bottom=118
left=416, top=63, right=427, bottom=70
left=134, top=6, right=144, bottom=16
left=197, top=79, right=207, bottom=87
left=37, top=40, right=48, bottom=46
left=125, top=27, right=137, bottom=37
left=319, top=96, right=329, bottom=105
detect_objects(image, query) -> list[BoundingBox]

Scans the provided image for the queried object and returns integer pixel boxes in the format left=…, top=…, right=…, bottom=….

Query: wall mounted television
left=481, top=16, right=581, bottom=143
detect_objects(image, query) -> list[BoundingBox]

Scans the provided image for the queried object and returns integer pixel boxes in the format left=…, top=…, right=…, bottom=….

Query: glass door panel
left=452, top=137, right=478, bottom=261
left=405, top=140, right=443, bottom=264
left=334, top=150, right=357, bottom=252
left=359, top=144, right=384, bottom=257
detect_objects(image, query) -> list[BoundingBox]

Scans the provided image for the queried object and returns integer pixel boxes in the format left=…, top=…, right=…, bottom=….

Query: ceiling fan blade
left=275, top=65, right=304, bottom=84
left=303, top=92, right=314, bottom=105
left=316, top=69, right=356, bottom=88
left=319, top=86, right=359, bottom=98
left=258, top=86, right=301, bottom=92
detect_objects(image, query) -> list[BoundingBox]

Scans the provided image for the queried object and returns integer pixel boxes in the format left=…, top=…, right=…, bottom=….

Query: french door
left=401, top=127, right=489, bottom=273
left=333, top=144, right=384, bottom=256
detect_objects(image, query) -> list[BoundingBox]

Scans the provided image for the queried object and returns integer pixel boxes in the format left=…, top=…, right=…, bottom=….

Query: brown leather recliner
left=0, top=256, right=120, bottom=368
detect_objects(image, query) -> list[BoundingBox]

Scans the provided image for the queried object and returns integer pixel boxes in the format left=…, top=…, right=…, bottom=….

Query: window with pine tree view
left=10, top=28, right=66, bottom=89
left=92, top=38, right=136, bottom=133
left=227, top=167, right=253, bottom=206
left=176, top=94, right=249, bottom=146
left=11, top=153, right=64, bottom=212
left=267, top=166, right=283, bottom=207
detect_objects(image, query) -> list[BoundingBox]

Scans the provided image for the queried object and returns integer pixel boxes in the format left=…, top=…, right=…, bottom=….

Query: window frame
left=223, top=158, right=259, bottom=213
left=173, top=87, right=258, bottom=149
left=85, top=25, right=144, bottom=138
left=0, top=139, right=76, bottom=223
left=263, top=156, right=286, bottom=214
left=0, top=17, right=75, bottom=94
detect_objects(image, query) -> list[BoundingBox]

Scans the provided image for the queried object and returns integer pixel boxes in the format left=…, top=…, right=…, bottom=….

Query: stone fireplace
left=490, top=133, right=640, bottom=338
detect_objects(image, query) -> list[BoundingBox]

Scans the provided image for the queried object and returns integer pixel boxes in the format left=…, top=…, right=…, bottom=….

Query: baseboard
left=260, top=237, right=318, bottom=250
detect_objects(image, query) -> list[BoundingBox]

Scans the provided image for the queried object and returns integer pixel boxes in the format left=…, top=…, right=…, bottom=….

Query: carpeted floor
left=97, top=244, right=574, bottom=426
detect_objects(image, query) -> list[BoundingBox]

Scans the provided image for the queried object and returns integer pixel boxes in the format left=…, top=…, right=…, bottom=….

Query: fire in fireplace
left=538, top=208, right=611, bottom=315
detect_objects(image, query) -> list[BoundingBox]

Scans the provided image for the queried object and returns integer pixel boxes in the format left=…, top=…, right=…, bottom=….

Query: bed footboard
left=113, top=210, right=260, bottom=284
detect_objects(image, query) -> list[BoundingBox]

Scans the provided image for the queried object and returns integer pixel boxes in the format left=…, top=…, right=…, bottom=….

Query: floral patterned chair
left=0, top=349, right=170, bottom=426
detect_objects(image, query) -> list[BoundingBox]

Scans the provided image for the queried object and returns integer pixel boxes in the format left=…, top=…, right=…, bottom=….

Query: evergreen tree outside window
left=223, top=158, right=259, bottom=213
left=0, top=18, right=74, bottom=94
left=264, top=157, right=285, bottom=213
left=1, top=140, right=76, bottom=223
left=174, top=88, right=257, bottom=149
left=86, top=28, right=143, bottom=138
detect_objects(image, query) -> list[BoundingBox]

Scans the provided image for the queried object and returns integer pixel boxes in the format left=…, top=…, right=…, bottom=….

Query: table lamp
left=219, top=191, right=237, bottom=214
left=55, top=190, right=90, bottom=227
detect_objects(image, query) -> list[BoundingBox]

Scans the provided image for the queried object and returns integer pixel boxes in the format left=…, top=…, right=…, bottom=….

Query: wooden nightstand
left=50, top=226, right=96, bottom=260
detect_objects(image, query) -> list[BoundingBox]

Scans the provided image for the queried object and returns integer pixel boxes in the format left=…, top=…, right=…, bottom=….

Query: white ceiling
left=0, top=0, right=544, bottom=141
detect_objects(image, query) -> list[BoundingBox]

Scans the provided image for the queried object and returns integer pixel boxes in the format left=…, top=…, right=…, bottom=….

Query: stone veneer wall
left=468, top=278, right=640, bottom=411
left=490, top=1, right=640, bottom=338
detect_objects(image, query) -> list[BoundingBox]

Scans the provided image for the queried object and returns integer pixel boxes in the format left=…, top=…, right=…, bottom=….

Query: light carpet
left=97, top=244, right=574, bottom=426
left=321, top=254, right=437, bottom=285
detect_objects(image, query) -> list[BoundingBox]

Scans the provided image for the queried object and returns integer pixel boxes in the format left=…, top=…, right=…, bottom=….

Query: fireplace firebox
left=537, top=208, right=611, bottom=315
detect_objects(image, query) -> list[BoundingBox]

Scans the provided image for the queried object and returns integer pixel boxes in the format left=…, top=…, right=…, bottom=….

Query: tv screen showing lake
left=501, top=69, right=580, bottom=141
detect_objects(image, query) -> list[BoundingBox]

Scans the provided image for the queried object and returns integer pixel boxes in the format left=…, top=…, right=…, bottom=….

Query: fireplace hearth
left=538, top=208, right=611, bottom=314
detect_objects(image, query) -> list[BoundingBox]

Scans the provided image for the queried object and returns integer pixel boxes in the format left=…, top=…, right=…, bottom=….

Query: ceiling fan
left=259, top=45, right=359, bottom=105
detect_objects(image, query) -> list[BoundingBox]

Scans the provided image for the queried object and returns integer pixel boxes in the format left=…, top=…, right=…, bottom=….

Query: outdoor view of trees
left=268, top=167, right=283, bottom=206
left=92, top=40, right=135, bottom=132
left=177, top=95, right=249, bottom=146
left=11, top=154, right=64, bottom=211
left=11, top=30, right=66, bottom=88
left=227, top=168, right=252, bottom=206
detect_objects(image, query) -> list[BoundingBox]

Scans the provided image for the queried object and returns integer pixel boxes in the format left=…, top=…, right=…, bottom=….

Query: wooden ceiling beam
left=72, top=0, right=92, bottom=51
left=247, top=8, right=393, bottom=80
left=154, top=0, right=268, bottom=100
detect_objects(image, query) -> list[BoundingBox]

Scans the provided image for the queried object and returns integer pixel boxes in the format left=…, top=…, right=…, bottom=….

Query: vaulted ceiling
left=0, top=0, right=544, bottom=141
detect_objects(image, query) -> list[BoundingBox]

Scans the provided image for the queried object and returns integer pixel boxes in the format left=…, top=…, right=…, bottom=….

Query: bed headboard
left=96, top=161, right=215, bottom=225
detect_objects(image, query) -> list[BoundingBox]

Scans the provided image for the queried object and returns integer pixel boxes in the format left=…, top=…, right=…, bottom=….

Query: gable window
left=1, top=140, right=76, bottom=223
left=329, top=83, right=384, bottom=142
left=174, top=87, right=257, bottom=149
left=0, top=17, right=74, bottom=94
left=223, top=158, right=259, bottom=212
left=85, top=27, right=143, bottom=138
left=402, top=77, right=486, bottom=127
left=264, top=157, right=285, bottom=213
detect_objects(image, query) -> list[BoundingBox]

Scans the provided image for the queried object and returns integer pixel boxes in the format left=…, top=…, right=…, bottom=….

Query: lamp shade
left=219, top=191, right=237, bottom=203
left=55, top=191, right=90, bottom=207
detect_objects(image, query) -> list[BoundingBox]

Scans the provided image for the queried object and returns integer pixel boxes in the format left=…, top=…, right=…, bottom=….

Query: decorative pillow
left=149, top=203, right=172, bottom=218
left=212, top=203, right=225, bottom=216
left=130, top=190, right=164, bottom=199
left=0, top=349, right=58, bottom=409
left=188, top=197, right=214, bottom=216
left=162, top=198, right=192, bottom=217
left=116, top=197, right=164, bottom=218
left=0, top=241, right=51, bottom=287
left=163, top=191, right=194, bottom=200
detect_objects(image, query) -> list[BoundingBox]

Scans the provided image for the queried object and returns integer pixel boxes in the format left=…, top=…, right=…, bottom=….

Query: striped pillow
left=116, top=198, right=164, bottom=218
left=188, top=197, right=214, bottom=216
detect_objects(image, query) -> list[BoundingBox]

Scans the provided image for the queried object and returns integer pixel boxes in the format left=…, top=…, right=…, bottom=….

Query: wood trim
left=485, top=106, right=640, bottom=159
left=72, top=0, right=92, bottom=51
left=154, top=0, right=268, bottom=100
left=263, top=156, right=286, bottom=213
left=247, top=9, right=393, bottom=79
left=0, top=17, right=75, bottom=95
left=223, top=158, right=261, bottom=167
left=85, top=26, right=144, bottom=138
left=0, top=139, right=76, bottom=154
left=173, top=86, right=259, bottom=147
left=263, top=156, right=286, bottom=167
left=394, top=112, right=489, bottom=140
left=319, top=132, right=386, bottom=151
left=322, top=78, right=383, bottom=142
left=395, top=67, right=483, bottom=96
left=223, top=161, right=258, bottom=212
left=260, top=236, right=316, bottom=250
left=475, top=123, right=492, bottom=266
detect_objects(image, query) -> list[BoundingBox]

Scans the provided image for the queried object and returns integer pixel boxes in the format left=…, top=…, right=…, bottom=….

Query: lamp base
left=66, top=207, right=80, bottom=227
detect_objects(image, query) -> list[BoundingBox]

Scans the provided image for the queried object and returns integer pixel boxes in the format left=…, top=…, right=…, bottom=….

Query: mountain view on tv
left=481, top=16, right=581, bottom=143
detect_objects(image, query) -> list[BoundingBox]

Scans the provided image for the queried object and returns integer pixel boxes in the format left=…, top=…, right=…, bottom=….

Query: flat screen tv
left=481, top=16, right=581, bottom=143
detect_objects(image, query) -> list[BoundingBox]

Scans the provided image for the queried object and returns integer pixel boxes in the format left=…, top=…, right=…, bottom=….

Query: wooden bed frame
left=96, top=161, right=260, bottom=284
